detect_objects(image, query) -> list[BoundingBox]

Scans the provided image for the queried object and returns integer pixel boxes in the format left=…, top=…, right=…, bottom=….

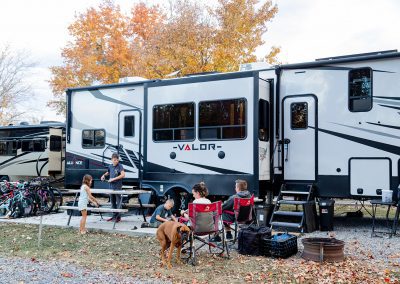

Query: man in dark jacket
left=211, top=179, right=251, bottom=241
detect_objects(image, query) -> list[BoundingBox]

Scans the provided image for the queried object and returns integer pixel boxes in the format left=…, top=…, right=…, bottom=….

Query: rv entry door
left=117, top=109, right=142, bottom=181
left=48, top=127, right=63, bottom=174
left=283, top=95, right=317, bottom=181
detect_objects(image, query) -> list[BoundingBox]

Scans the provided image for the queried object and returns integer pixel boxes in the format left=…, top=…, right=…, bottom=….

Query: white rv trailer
left=0, top=122, right=65, bottom=181
left=65, top=50, right=400, bottom=205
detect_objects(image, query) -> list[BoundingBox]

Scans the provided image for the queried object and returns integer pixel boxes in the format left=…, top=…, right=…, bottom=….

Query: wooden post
left=38, top=214, right=43, bottom=247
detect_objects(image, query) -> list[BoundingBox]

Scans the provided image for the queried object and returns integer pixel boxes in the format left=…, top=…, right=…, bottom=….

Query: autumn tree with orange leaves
left=49, top=0, right=279, bottom=114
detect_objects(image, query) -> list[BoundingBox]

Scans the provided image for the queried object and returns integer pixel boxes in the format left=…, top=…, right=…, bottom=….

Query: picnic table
left=60, top=188, right=155, bottom=229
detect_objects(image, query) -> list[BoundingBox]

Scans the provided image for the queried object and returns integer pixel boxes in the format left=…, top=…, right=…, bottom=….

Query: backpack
left=238, top=224, right=271, bottom=256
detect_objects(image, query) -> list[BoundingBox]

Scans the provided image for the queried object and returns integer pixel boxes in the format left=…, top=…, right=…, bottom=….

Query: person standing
left=101, top=153, right=125, bottom=222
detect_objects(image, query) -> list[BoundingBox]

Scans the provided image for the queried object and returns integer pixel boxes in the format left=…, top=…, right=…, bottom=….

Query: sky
left=1, top=0, right=400, bottom=123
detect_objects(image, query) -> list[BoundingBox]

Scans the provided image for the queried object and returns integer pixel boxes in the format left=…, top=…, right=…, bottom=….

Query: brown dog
left=156, top=221, right=190, bottom=268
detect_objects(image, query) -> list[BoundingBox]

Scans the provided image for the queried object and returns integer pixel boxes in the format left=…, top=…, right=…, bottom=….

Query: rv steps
left=280, top=190, right=309, bottom=195
left=270, top=221, right=302, bottom=229
left=270, top=183, right=315, bottom=233
left=278, top=200, right=309, bottom=205
left=273, top=211, right=303, bottom=217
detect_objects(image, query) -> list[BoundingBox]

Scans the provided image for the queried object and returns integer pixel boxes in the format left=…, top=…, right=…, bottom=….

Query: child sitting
left=142, top=199, right=177, bottom=228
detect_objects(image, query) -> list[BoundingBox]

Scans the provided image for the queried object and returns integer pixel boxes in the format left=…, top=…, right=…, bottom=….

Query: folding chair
left=223, top=195, right=258, bottom=244
left=181, top=201, right=230, bottom=265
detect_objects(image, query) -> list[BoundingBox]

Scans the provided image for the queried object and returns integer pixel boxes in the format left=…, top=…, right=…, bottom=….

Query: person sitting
left=180, top=182, right=211, bottom=220
left=142, top=199, right=177, bottom=228
left=211, top=179, right=251, bottom=241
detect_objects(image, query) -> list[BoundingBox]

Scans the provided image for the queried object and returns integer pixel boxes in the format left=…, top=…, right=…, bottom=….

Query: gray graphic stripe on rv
left=89, top=89, right=136, bottom=108
left=378, top=104, right=400, bottom=111
left=176, top=160, right=248, bottom=175
left=374, top=99, right=400, bottom=107
left=315, top=127, right=400, bottom=155
left=309, top=66, right=395, bottom=73
left=366, top=122, right=400, bottom=131
left=0, top=152, right=30, bottom=167
left=331, top=123, right=400, bottom=140
left=374, top=96, right=400, bottom=101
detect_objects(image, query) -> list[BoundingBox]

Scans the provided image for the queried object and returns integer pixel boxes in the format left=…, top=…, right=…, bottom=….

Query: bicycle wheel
left=38, top=188, right=55, bottom=214
left=10, top=199, right=23, bottom=218
left=50, top=187, right=63, bottom=213
left=21, top=196, right=34, bottom=216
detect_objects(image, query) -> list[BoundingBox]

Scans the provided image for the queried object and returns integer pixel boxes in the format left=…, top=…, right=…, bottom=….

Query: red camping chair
left=181, top=201, right=230, bottom=265
left=223, top=195, right=258, bottom=243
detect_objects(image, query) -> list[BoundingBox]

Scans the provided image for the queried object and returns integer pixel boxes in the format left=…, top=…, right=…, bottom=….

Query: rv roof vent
left=239, top=62, right=271, bottom=71
left=19, top=121, right=29, bottom=126
left=118, top=76, right=147, bottom=83
left=316, top=50, right=398, bottom=61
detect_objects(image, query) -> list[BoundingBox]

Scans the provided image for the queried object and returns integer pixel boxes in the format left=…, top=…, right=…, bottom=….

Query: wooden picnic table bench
left=60, top=188, right=154, bottom=229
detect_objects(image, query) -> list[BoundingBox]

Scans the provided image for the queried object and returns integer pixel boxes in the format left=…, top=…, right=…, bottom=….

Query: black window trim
left=290, top=102, right=308, bottom=130
left=81, top=128, right=106, bottom=149
left=152, top=101, right=196, bottom=143
left=198, top=97, right=248, bottom=141
left=0, top=140, right=17, bottom=156
left=348, top=67, right=373, bottom=113
left=20, top=138, right=47, bottom=153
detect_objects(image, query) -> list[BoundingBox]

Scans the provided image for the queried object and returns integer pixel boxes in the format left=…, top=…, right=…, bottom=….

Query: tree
left=49, top=0, right=279, bottom=114
left=0, top=45, right=33, bottom=126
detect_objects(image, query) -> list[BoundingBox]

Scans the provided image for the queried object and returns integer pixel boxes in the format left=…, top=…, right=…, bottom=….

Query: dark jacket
left=222, top=190, right=251, bottom=211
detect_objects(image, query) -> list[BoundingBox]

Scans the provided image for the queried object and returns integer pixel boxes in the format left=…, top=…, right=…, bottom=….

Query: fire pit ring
left=301, top=238, right=345, bottom=262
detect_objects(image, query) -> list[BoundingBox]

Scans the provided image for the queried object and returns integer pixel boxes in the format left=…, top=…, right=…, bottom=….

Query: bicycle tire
left=21, top=196, right=34, bottom=216
left=38, top=188, right=55, bottom=214
left=10, top=199, right=23, bottom=218
left=49, top=187, right=63, bottom=213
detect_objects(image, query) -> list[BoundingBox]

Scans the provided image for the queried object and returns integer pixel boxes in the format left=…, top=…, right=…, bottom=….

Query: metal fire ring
left=301, top=238, right=345, bottom=262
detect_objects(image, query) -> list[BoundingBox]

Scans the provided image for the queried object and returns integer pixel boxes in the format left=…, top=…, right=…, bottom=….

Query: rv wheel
left=165, top=188, right=190, bottom=215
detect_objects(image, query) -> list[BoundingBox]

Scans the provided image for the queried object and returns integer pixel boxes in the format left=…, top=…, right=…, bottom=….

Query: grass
left=0, top=223, right=398, bottom=283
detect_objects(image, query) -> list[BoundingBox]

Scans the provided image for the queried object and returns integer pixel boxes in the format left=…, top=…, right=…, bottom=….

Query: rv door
left=48, top=128, right=63, bottom=174
left=283, top=95, right=317, bottom=181
left=117, top=110, right=141, bottom=181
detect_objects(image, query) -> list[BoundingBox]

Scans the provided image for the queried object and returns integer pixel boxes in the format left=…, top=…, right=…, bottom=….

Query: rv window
left=21, top=139, right=46, bottom=152
left=199, top=98, right=246, bottom=140
left=349, top=68, right=372, bottom=112
left=50, top=135, right=62, bottom=152
left=124, top=116, right=135, bottom=137
left=259, top=99, right=269, bottom=141
left=0, top=141, right=17, bottom=156
left=153, top=103, right=195, bottom=142
left=291, top=102, right=308, bottom=129
left=82, top=129, right=105, bottom=148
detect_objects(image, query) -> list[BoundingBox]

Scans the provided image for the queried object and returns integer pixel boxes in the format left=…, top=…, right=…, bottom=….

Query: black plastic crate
left=262, top=233, right=298, bottom=258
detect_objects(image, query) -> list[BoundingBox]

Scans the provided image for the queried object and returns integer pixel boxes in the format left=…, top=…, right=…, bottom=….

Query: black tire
left=49, top=187, right=63, bottom=213
left=37, top=188, right=55, bottom=214
left=10, top=200, right=23, bottom=218
left=21, top=196, right=34, bottom=216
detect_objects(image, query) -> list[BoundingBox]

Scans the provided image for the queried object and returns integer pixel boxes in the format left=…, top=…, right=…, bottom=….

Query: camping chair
left=181, top=201, right=230, bottom=265
left=223, top=195, right=258, bottom=244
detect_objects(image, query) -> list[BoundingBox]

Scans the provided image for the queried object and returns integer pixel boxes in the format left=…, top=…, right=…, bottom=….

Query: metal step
left=271, top=221, right=302, bottom=229
left=273, top=211, right=303, bottom=217
left=281, top=190, right=309, bottom=195
left=278, top=200, right=309, bottom=205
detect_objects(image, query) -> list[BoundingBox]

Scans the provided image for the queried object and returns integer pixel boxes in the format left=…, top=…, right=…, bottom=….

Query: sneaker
left=141, top=222, right=150, bottom=228
left=226, top=231, right=233, bottom=240
left=210, top=235, right=222, bottom=242
left=106, top=217, right=114, bottom=222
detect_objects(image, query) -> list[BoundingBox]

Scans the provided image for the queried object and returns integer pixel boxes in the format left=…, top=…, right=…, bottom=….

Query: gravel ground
left=0, top=257, right=170, bottom=284
left=299, top=216, right=400, bottom=267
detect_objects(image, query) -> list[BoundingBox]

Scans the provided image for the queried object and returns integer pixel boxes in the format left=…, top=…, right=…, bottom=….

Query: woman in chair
left=180, top=182, right=211, bottom=221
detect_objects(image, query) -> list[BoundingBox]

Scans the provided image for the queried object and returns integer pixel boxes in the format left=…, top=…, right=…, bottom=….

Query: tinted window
left=259, top=99, right=269, bottom=141
left=124, top=116, right=135, bottom=137
left=82, top=129, right=105, bottom=148
left=21, top=139, right=46, bottom=152
left=199, top=98, right=246, bottom=140
left=0, top=141, right=17, bottom=156
left=349, top=68, right=372, bottom=112
left=153, top=103, right=195, bottom=141
left=50, top=135, right=62, bottom=152
left=291, top=102, right=308, bottom=129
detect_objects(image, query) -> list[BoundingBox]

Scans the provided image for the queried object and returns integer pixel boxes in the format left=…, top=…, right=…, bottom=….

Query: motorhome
left=0, top=122, right=65, bottom=181
left=65, top=50, right=400, bottom=214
